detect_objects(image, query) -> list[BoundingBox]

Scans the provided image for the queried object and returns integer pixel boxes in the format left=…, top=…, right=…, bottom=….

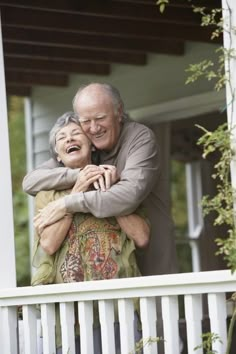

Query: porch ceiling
left=0, top=0, right=221, bottom=97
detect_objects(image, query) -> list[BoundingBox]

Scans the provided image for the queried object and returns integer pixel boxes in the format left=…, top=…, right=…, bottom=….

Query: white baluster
left=23, top=305, right=38, bottom=354
left=78, top=301, right=94, bottom=354
left=60, top=302, right=75, bottom=354
left=184, top=294, right=203, bottom=354
left=0, top=306, right=18, bottom=354
left=99, top=299, right=115, bottom=354
left=140, top=297, right=158, bottom=354
left=161, top=296, right=180, bottom=354
left=208, top=293, right=227, bottom=354
left=118, top=298, right=135, bottom=354
left=41, top=303, right=56, bottom=354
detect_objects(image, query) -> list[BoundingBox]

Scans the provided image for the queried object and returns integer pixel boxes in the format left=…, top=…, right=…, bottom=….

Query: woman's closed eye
left=72, top=130, right=82, bottom=137
left=56, top=135, right=66, bottom=142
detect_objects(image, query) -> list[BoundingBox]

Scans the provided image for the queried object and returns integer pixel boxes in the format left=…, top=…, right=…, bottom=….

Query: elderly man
left=23, top=83, right=177, bottom=276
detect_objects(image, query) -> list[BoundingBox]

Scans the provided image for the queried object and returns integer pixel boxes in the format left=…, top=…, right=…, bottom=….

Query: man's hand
left=34, top=198, right=67, bottom=234
left=95, top=165, right=120, bottom=190
left=72, top=164, right=120, bottom=192
left=72, top=165, right=105, bottom=193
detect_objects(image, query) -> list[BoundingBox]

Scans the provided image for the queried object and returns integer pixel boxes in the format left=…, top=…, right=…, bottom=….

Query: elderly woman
left=32, top=112, right=150, bottom=353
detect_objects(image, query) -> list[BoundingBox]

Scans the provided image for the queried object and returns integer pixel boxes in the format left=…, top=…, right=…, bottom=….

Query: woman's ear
left=56, top=155, right=61, bottom=163
left=91, top=145, right=96, bottom=152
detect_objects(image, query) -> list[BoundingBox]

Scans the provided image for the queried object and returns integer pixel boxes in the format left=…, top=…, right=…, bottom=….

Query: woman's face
left=55, top=122, right=92, bottom=169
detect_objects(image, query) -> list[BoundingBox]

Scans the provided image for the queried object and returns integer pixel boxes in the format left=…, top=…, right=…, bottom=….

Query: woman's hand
left=34, top=198, right=67, bottom=234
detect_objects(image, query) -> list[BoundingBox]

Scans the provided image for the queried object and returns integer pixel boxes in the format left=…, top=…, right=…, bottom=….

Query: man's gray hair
left=72, top=83, right=128, bottom=120
left=49, top=111, right=80, bottom=161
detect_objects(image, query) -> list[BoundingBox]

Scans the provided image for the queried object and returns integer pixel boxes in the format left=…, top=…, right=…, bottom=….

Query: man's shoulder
left=123, top=119, right=155, bottom=139
left=124, top=118, right=150, bottom=130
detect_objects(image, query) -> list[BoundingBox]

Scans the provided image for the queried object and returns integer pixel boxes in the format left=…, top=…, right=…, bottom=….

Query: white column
left=0, top=12, right=16, bottom=287
left=222, top=0, right=236, bottom=206
left=185, top=162, right=203, bottom=272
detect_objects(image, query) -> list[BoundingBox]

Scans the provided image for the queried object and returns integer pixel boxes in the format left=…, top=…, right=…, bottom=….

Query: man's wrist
left=67, top=168, right=80, bottom=186
left=64, top=193, right=86, bottom=213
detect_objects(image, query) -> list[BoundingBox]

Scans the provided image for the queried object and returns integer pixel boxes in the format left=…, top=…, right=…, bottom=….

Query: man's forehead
left=79, top=112, right=107, bottom=119
left=77, top=87, right=112, bottom=106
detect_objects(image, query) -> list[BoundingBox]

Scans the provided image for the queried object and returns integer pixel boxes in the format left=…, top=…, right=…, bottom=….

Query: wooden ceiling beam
left=0, top=5, right=219, bottom=43
left=124, top=0, right=220, bottom=7
left=3, top=41, right=147, bottom=66
left=6, top=84, right=31, bottom=97
left=0, top=0, right=221, bottom=25
left=2, top=25, right=185, bottom=56
left=5, top=70, right=69, bottom=87
left=4, top=55, right=111, bottom=75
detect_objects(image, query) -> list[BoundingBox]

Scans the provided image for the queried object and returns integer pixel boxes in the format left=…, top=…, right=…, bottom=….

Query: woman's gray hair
left=72, top=83, right=129, bottom=121
left=49, top=111, right=80, bottom=160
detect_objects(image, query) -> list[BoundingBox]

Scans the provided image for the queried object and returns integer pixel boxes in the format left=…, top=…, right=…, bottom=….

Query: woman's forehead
left=58, top=122, right=82, bottom=134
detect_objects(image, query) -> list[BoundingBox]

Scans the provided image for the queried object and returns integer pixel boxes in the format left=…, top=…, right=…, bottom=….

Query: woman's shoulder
left=35, top=190, right=70, bottom=210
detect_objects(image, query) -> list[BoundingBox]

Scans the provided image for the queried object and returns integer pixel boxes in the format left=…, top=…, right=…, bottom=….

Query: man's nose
left=90, top=119, right=99, bottom=133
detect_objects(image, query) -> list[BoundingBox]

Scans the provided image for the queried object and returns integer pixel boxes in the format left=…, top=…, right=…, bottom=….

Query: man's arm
left=64, top=127, right=159, bottom=217
left=22, top=158, right=79, bottom=196
left=29, top=125, right=160, bottom=226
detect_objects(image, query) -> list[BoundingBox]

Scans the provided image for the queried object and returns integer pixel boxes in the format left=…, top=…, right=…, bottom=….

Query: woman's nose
left=66, top=134, right=73, bottom=142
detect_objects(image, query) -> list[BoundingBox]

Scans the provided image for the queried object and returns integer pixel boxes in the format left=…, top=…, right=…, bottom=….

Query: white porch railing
left=0, top=269, right=235, bottom=354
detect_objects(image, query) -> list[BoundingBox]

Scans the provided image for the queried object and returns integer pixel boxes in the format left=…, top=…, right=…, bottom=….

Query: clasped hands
left=34, top=164, right=119, bottom=234
left=72, top=164, right=119, bottom=193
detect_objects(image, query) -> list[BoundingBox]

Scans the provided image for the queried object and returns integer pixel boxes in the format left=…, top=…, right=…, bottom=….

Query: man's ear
left=118, top=104, right=123, bottom=123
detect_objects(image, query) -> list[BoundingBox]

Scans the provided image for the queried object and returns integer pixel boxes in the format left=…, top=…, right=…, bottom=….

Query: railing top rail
left=0, top=270, right=235, bottom=307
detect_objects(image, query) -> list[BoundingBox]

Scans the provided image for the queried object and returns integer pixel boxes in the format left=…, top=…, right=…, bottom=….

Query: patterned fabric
left=60, top=215, right=121, bottom=282
left=32, top=190, right=143, bottom=286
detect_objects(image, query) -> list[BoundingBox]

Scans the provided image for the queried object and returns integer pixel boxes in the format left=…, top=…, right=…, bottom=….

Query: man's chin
left=94, top=144, right=105, bottom=151
left=92, top=139, right=106, bottom=151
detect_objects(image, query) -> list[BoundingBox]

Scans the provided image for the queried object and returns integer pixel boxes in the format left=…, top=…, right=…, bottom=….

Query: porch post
left=222, top=0, right=236, bottom=203
left=0, top=12, right=16, bottom=287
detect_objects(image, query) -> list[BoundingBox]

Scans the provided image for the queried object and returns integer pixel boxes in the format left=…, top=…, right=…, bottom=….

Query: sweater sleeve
left=22, top=158, right=79, bottom=196
left=65, top=128, right=159, bottom=217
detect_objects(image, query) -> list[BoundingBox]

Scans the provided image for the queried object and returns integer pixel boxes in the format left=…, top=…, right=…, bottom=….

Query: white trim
left=129, top=90, right=225, bottom=123
left=0, top=270, right=234, bottom=305
left=24, top=98, right=35, bottom=275
left=185, top=162, right=203, bottom=272
left=0, top=12, right=16, bottom=288
left=24, top=98, right=33, bottom=173
left=222, top=0, right=236, bottom=209
left=186, top=162, right=203, bottom=239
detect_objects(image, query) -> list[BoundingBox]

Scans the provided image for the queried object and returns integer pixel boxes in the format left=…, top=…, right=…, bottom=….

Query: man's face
left=74, top=86, right=122, bottom=152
